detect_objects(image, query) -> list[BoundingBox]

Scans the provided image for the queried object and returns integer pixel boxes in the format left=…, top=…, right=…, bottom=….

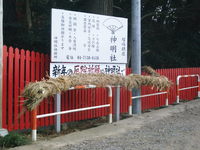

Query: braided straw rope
left=22, top=66, right=172, bottom=110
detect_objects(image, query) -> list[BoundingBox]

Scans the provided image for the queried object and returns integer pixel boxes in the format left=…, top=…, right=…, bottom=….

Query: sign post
left=54, top=94, right=61, bottom=133
left=131, top=0, right=142, bottom=114
left=115, top=85, right=120, bottom=121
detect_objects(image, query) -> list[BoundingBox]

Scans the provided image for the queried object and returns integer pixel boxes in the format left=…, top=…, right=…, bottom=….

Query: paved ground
left=11, top=99, right=200, bottom=150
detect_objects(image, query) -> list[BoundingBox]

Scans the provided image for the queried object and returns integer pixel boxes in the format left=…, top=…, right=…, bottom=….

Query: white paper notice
left=51, top=8, right=128, bottom=63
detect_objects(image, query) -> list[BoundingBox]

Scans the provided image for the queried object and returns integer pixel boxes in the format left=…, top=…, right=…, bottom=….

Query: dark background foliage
left=3, top=0, right=200, bottom=68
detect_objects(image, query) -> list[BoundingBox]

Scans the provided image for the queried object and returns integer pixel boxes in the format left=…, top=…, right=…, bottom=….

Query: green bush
left=0, top=132, right=30, bottom=148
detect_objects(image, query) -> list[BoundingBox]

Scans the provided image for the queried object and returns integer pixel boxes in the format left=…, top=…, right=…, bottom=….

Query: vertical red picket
left=30, top=51, right=36, bottom=127
left=35, top=52, right=43, bottom=127
left=104, top=88, right=107, bottom=117
left=7, top=47, right=14, bottom=131
left=82, top=89, right=86, bottom=120
left=120, top=88, right=123, bottom=113
left=185, top=68, right=188, bottom=100
left=25, top=50, right=30, bottom=129
left=40, top=54, right=45, bottom=126
left=89, top=89, right=92, bottom=119
left=88, top=89, right=91, bottom=120
left=172, top=68, right=176, bottom=104
left=44, top=54, right=50, bottom=126
left=79, top=89, right=83, bottom=120
left=49, top=96, right=54, bottom=125
left=95, top=88, right=99, bottom=117
left=64, top=91, right=69, bottom=122
left=111, top=87, right=115, bottom=117
left=19, top=49, right=25, bottom=130
left=71, top=90, right=75, bottom=121
left=2, top=46, right=8, bottom=129
left=160, top=69, right=164, bottom=106
left=92, top=89, right=96, bottom=118
left=68, top=91, right=72, bottom=122
left=14, top=48, right=20, bottom=130
left=74, top=89, right=77, bottom=121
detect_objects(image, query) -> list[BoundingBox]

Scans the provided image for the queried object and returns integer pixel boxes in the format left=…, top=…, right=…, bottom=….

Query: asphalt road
left=12, top=99, right=200, bottom=150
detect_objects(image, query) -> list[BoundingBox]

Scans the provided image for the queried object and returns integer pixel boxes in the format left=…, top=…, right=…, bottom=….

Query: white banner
left=50, top=63, right=126, bottom=78
left=51, top=8, right=128, bottom=63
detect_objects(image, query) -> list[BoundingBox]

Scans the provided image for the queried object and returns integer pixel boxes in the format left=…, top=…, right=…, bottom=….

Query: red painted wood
left=84, top=89, right=89, bottom=119
left=72, top=90, right=76, bottom=121
left=35, top=52, right=44, bottom=127
left=19, top=49, right=25, bottom=130
left=87, top=89, right=91, bottom=119
left=30, top=51, right=36, bottom=127
left=8, top=47, right=14, bottom=131
left=68, top=91, right=72, bottom=122
left=44, top=54, right=50, bottom=126
left=120, top=88, right=123, bottom=113
left=25, top=50, right=31, bottom=129
left=74, top=90, right=78, bottom=121
left=104, top=88, right=108, bottom=116
left=39, top=54, right=45, bottom=126
left=65, top=91, right=69, bottom=122
left=14, top=48, right=20, bottom=130
left=61, top=92, right=65, bottom=123
left=80, top=89, right=84, bottom=120
left=95, top=88, right=99, bottom=117
left=2, top=46, right=8, bottom=129
left=49, top=96, right=54, bottom=125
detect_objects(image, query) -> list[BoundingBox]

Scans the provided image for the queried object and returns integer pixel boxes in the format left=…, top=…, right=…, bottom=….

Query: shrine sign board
left=51, top=8, right=128, bottom=63
left=50, top=63, right=126, bottom=78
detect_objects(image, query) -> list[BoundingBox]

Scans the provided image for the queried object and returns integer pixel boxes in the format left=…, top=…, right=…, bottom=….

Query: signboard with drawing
left=51, top=8, right=128, bottom=63
left=50, top=63, right=126, bottom=78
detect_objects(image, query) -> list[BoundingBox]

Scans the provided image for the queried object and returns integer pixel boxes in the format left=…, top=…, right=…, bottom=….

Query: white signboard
left=51, top=8, right=128, bottom=63
left=50, top=63, right=126, bottom=78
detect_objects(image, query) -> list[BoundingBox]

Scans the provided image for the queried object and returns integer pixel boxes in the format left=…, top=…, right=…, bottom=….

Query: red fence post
left=25, top=50, right=31, bottom=129
left=8, top=47, right=14, bottom=131
left=14, top=48, right=20, bottom=130
left=2, top=46, right=8, bottom=129
left=19, top=49, right=25, bottom=130
left=44, top=54, right=50, bottom=126
left=31, top=108, right=37, bottom=141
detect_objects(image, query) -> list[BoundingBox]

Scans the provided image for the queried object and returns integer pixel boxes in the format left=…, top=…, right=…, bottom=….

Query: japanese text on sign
left=50, top=63, right=126, bottom=78
left=51, top=8, right=128, bottom=63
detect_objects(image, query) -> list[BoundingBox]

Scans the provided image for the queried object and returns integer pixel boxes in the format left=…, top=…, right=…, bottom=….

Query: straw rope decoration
left=22, top=66, right=172, bottom=111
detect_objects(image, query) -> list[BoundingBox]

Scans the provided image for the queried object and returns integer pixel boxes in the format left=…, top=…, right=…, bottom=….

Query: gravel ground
left=62, top=104, right=200, bottom=150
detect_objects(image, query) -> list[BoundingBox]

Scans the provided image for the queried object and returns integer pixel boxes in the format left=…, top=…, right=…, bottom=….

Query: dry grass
left=22, top=66, right=172, bottom=111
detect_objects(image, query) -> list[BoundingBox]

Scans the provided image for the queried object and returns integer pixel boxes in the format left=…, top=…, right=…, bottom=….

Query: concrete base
left=0, top=128, right=8, bottom=137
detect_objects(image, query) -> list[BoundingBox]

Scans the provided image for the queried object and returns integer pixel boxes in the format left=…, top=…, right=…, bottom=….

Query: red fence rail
left=2, top=46, right=200, bottom=131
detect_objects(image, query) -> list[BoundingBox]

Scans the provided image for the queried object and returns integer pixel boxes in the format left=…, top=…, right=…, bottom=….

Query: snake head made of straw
left=22, top=82, right=49, bottom=111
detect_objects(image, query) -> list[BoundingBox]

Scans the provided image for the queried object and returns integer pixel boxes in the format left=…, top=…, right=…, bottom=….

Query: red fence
left=2, top=46, right=200, bottom=131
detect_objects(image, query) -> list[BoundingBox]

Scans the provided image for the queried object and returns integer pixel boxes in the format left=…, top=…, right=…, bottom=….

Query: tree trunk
left=26, top=0, right=32, bottom=29
left=85, top=0, right=113, bottom=15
